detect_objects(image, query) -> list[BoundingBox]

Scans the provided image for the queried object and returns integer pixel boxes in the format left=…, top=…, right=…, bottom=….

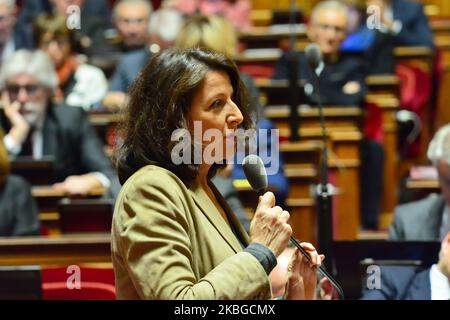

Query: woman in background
left=33, top=14, right=108, bottom=110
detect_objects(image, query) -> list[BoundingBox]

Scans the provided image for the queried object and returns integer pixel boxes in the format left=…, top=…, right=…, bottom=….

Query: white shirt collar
left=430, top=264, right=450, bottom=300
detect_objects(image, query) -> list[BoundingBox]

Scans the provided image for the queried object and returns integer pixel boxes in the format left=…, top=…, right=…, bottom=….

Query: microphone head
left=305, top=43, right=322, bottom=70
left=242, top=155, right=268, bottom=194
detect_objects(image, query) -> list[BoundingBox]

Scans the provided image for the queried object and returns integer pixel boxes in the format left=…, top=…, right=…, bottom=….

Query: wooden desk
left=405, top=178, right=440, bottom=201
left=239, top=26, right=307, bottom=50
left=279, top=133, right=361, bottom=243
left=265, top=105, right=363, bottom=133
left=366, top=76, right=401, bottom=229
left=33, top=186, right=106, bottom=234
left=0, top=233, right=111, bottom=266
left=406, top=178, right=439, bottom=190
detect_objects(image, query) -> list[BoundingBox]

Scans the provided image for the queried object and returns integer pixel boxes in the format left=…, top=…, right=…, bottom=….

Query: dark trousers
left=360, top=139, right=384, bottom=229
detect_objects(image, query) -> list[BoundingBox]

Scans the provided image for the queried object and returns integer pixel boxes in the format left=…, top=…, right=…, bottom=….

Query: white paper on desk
left=241, top=48, right=282, bottom=58
left=410, top=166, right=438, bottom=180
left=268, top=23, right=306, bottom=34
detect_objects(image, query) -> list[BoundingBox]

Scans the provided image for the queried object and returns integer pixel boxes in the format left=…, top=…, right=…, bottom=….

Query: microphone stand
left=286, top=0, right=299, bottom=142
left=310, top=67, right=335, bottom=277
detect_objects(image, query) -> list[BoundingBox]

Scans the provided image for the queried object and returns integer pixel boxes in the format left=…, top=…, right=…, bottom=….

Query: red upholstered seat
left=41, top=266, right=116, bottom=300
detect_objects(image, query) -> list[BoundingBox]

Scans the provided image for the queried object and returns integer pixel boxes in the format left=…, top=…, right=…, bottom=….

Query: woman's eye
left=210, top=100, right=224, bottom=109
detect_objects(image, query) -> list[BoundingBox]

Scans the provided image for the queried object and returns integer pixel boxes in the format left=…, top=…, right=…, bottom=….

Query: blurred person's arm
left=0, top=128, right=10, bottom=185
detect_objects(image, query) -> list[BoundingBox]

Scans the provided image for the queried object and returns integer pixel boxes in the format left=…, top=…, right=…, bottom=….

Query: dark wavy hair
left=115, top=48, right=254, bottom=186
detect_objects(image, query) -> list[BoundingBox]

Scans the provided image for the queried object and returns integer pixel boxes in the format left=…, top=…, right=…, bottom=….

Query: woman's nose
left=227, top=101, right=244, bottom=128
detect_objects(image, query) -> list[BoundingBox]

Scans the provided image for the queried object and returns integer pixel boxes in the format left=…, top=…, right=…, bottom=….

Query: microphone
left=242, top=154, right=268, bottom=196
left=305, top=43, right=324, bottom=77
left=242, top=155, right=345, bottom=299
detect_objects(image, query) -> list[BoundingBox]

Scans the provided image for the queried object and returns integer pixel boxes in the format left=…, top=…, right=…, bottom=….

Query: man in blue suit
left=343, top=0, right=434, bottom=49
left=0, top=0, right=33, bottom=65
left=342, top=0, right=434, bottom=74
left=361, top=231, right=450, bottom=300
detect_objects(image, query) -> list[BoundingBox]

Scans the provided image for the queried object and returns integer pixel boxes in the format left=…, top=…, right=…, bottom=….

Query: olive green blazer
left=111, top=165, right=272, bottom=300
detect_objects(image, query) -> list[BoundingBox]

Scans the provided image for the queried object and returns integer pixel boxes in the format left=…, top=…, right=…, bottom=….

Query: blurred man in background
left=0, top=0, right=33, bottom=65
left=390, top=124, right=450, bottom=241
left=0, top=50, right=119, bottom=198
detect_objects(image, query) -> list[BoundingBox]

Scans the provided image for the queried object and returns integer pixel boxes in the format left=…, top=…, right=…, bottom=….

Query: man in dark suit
left=0, top=49, right=119, bottom=198
left=390, top=124, right=450, bottom=241
left=0, top=0, right=34, bottom=65
left=361, top=231, right=450, bottom=300
left=0, top=127, right=39, bottom=236
left=273, top=0, right=367, bottom=107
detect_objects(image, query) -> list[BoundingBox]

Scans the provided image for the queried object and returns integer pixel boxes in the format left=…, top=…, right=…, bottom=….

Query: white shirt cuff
left=391, top=20, right=403, bottom=35
left=379, top=20, right=402, bottom=35
left=3, top=134, right=22, bottom=155
left=92, top=172, right=111, bottom=189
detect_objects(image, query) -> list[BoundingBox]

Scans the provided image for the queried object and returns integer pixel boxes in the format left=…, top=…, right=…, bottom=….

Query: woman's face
left=40, top=33, right=71, bottom=68
left=188, top=70, right=244, bottom=164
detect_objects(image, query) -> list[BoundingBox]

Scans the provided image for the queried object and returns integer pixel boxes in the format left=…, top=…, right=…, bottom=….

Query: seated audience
left=103, top=7, right=184, bottom=111
left=103, top=0, right=152, bottom=54
left=21, top=0, right=114, bottom=57
left=341, top=0, right=434, bottom=74
left=361, top=231, right=450, bottom=300
left=274, top=0, right=381, bottom=230
left=273, top=0, right=367, bottom=106
left=343, top=0, right=434, bottom=50
left=0, top=0, right=34, bottom=65
left=0, top=127, right=39, bottom=237
left=33, top=14, right=108, bottom=110
left=390, top=124, right=450, bottom=241
left=18, top=0, right=111, bottom=26
left=162, top=0, right=252, bottom=32
left=0, top=50, right=119, bottom=198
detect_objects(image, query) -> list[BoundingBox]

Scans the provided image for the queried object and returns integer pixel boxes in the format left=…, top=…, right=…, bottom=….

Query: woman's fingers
left=300, top=242, right=323, bottom=267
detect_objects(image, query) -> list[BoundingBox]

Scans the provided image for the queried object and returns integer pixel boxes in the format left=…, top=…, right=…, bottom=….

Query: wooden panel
left=0, top=234, right=111, bottom=266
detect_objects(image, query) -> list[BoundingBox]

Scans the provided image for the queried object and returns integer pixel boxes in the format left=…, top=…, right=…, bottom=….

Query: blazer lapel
left=426, top=196, right=445, bottom=239
left=209, top=181, right=250, bottom=247
left=42, top=112, right=58, bottom=157
left=189, top=181, right=244, bottom=254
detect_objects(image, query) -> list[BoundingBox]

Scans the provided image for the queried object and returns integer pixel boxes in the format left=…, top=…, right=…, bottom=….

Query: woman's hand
left=285, top=244, right=325, bottom=300
left=249, top=192, right=292, bottom=257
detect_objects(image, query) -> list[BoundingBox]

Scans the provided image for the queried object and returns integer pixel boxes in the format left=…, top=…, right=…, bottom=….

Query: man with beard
left=0, top=49, right=119, bottom=198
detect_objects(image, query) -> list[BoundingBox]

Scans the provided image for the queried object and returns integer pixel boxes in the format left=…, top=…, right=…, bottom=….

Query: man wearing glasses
left=273, top=0, right=367, bottom=106
left=0, top=49, right=119, bottom=198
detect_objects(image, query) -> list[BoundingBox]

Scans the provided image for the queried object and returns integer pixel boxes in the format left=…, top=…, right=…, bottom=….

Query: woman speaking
left=111, top=48, right=323, bottom=299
